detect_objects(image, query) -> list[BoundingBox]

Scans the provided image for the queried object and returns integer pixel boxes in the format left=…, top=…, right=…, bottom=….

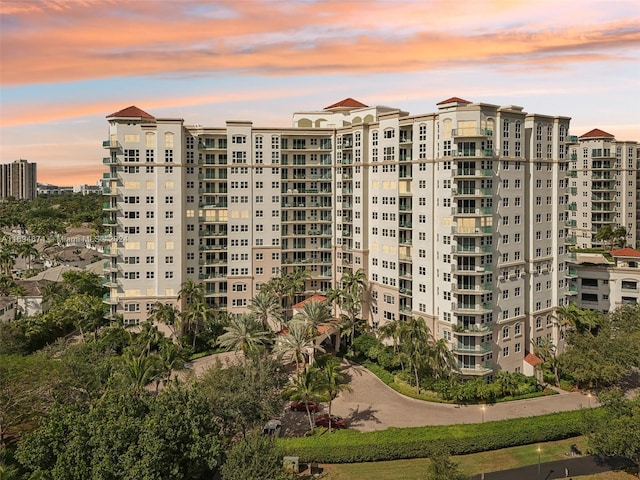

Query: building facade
left=565, top=129, right=639, bottom=249
left=103, top=99, right=636, bottom=377
left=0, top=159, right=37, bottom=200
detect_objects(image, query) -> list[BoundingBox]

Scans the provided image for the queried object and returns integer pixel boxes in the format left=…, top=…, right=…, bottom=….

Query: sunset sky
left=1, top=0, right=639, bottom=185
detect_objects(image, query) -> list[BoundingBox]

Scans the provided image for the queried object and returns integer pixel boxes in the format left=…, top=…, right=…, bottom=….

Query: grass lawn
left=321, top=437, right=635, bottom=480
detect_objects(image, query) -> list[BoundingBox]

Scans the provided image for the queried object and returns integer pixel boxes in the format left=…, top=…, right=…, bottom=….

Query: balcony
left=454, top=245, right=492, bottom=254
left=452, top=283, right=492, bottom=293
left=451, top=225, right=492, bottom=235
left=457, top=362, right=493, bottom=375
left=103, top=157, right=117, bottom=164
left=453, top=168, right=493, bottom=177
left=565, top=203, right=577, bottom=211
left=399, top=288, right=413, bottom=296
left=451, top=207, right=493, bottom=216
left=565, top=268, right=578, bottom=278
left=453, top=302, right=492, bottom=314
left=451, top=188, right=492, bottom=196
left=451, top=128, right=493, bottom=137
left=564, top=220, right=577, bottom=227
left=102, top=140, right=121, bottom=149
left=452, top=344, right=492, bottom=354
left=453, top=322, right=493, bottom=335
left=564, top=235, right=577, bottom=245
left=102, top=217, right=117, bottom=226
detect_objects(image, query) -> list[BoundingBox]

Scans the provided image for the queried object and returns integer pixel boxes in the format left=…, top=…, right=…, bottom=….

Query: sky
left=0, top=0, right=639, bottom=186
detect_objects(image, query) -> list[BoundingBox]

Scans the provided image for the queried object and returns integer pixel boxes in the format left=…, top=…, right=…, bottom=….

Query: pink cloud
left=1, top=1, right=638, bottom=86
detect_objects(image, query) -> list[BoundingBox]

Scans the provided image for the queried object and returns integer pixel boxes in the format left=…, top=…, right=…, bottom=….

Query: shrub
left=361, top=360, right=395, bottom=385
left=279, top=409, right=602, bottom=463
left=351, top=334, right=381, bottom=359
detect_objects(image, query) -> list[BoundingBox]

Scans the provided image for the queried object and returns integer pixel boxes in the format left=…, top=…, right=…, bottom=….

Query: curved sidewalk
left=331, top=362, right=596, bottom=432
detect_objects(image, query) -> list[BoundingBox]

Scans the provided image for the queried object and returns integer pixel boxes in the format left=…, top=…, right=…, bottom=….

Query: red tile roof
left=579, top=128, right=614, bottom=139
left=324, top=98, right=368, bottom=110
left=107, top=106, right=155, bottom=119
left=292, top=294, right=327, bottom=309
left=610, top=247, right=640, bottom=258
left=524, top=353, right=543, bottom=367
left=436, top=97, right=472, bottom=106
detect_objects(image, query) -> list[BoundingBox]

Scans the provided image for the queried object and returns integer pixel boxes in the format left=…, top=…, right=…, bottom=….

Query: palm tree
left=612, top=226, right=627, bottom=248
left=428, top=338, right=456, bottom=380
left=284, top=367, right=325, bottom=433
left=121, top=350, right=159, bottom=396
left=495, top=371, right=519, bottom=397
left=249, top=290, right=283, bottom=331
left=398, top=316, right=431, bottom=393
left=181, top=299, right=212, bottom=349
left=0, top=245, right=17, bottom=276
left=16, top=242, right=38, bottom=271
left=274, top=320, right=324, bottom=373
left=148, top=302, right=181, bottom=339
left=318, top=358, right=352, bottom=432
left=327, top=269, right=367, bottom=346
left=533, top=337, right=560, bottom=386
left=293, top=299, right=333, bottom=333
left=178, top=279, right=205, bottom=308
left=216, top=314, right=271, bottom=362
left=378, top=317, right=402, bottom=354
left=285, top=267, right=311, bottom=310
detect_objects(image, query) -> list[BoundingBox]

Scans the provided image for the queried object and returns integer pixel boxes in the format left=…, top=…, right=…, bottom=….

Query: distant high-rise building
left=102, top=99, right=639, bottom=378
left=0, top=159, right=37, bottom=200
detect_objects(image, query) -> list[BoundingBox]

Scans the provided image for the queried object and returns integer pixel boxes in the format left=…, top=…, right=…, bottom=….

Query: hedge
left=278, top=408, right=601, bottom=463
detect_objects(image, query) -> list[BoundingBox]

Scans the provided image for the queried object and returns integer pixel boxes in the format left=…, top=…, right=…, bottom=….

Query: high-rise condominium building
left=0, top=159, right=37, bottom=200
left=564, top=129, right=639, bottom=249
left=102, top=98, right=637, bottom=378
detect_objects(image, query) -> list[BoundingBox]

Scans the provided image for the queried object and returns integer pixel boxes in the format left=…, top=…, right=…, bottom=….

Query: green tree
left=249, top=290, right=283, bottom=331
left=15, top=242, right=39, bottom=272
left=533, top=337, right=560, bottom=386
left=274, top=320, right=323, bottom=373
left=148, top=301, right=181, bottom=340
left=585, top=390, right=640, bottom=479
left=181, top=299, right=212, bottom=349
left=118, top=350, right=161, bottom=396
left=425, top=442, right=468, bottom=480
left=199, top=358, right=287, bottom=438
left=0, top=355, right=61, bottom=448
left=293, top=299, right=333, bottom=333
left=284, top=368, right=325, bottom=433
left=428, top=338, right=457, bottom=380
left=398, top=316, right=431, bottom=393
left=216, top=314, right=271, bottom=362
left=221, top=433, right=293, bottom=480
left=317, top=357, right=352, bottom=431
left=178, top=279, right=204, bottom=309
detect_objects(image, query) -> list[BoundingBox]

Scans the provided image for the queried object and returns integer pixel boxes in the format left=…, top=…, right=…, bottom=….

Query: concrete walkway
left=330, top=361, right=597, bottom=432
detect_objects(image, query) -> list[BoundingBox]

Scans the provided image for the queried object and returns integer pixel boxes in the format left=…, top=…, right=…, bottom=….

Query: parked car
left=262, top=419, right=282, bottom=437
left=290, top=400, right=320, bottom=412
left=314, top=414, right=346, bottom=429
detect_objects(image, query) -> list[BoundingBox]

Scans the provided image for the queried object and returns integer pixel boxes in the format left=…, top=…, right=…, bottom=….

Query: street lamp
left=537, top=446, right=541, bottom=480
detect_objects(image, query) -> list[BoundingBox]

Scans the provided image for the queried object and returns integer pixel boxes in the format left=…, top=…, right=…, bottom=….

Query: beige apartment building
left=0, top=159, right=37, bottom=200
left=102, top=98, right=637, bottom=378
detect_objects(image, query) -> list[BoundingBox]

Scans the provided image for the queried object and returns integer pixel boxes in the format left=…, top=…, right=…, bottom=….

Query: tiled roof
left=579, top=128, right=614, bottom=139
left=107, top=106, right=155, bottom=119
left=292, top=294, right=328, bottom=309
left=324, top=98, right=368, bottom=110
left=610, top=247, right=640, bottom=258
left=436, top=97, right=472, bottom=105
left=524, top=353, right=543, bottom=367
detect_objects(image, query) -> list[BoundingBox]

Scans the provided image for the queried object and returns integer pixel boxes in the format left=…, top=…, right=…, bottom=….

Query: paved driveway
left=330, top=361, right=596, bottom=432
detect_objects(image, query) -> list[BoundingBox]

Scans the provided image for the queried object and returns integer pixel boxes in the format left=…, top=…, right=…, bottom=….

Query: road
left=328, top=361, right=597, bottom=432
